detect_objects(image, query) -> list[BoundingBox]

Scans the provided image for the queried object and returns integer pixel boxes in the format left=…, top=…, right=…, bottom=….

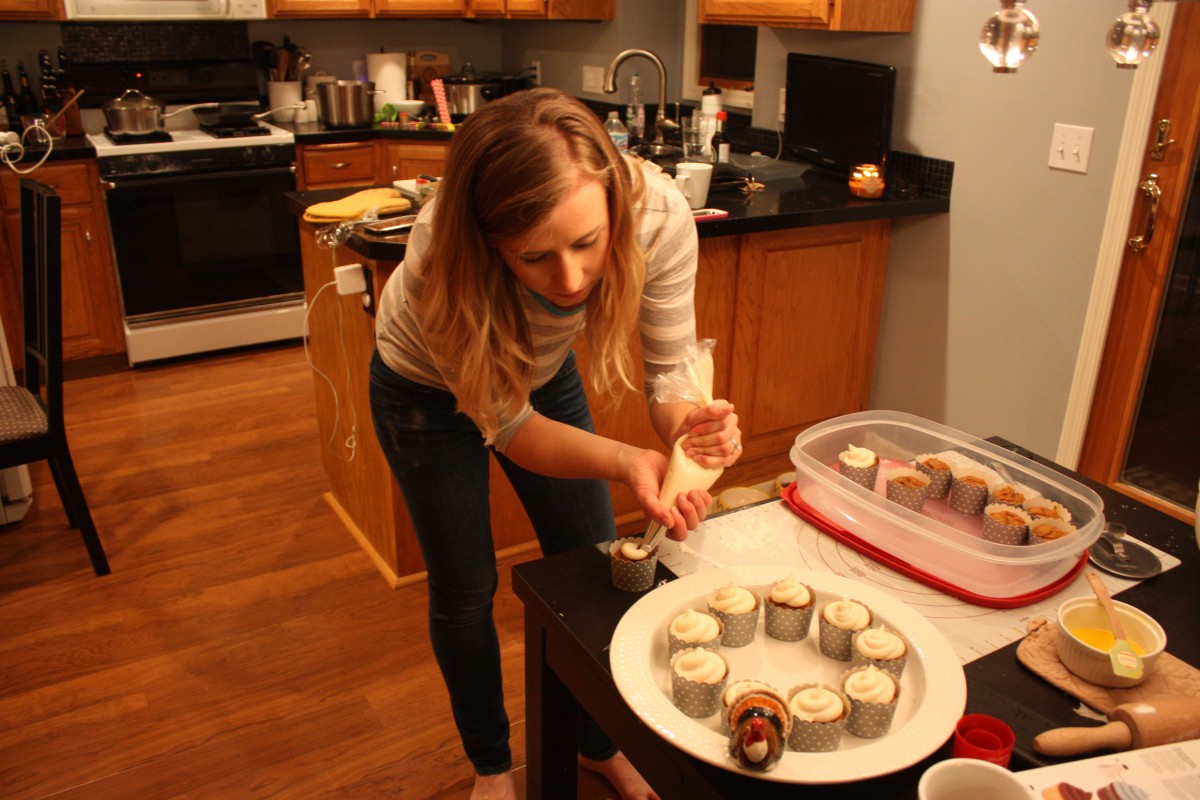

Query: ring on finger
left=732, top=439, right=742, bottom=452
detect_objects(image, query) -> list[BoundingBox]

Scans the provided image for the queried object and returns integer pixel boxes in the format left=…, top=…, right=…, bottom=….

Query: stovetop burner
left=104, top=128, right=173, bottom=145
left=200, top=124, right=272, bottom=139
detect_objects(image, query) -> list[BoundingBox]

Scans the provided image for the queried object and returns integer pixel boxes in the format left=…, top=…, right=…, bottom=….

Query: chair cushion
left=0, top=385, right=49, bottom=442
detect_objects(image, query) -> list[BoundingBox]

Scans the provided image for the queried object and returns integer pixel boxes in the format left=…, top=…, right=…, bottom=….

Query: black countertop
left=6, top=133, right=97, bottom=164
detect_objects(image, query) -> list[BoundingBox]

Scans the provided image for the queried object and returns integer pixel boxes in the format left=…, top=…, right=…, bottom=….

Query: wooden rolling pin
left=1035, top=697, right=1200, bottom=756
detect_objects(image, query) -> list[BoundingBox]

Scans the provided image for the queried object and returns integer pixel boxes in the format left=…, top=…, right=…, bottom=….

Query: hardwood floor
left=0, top=343, right=619, bottom=800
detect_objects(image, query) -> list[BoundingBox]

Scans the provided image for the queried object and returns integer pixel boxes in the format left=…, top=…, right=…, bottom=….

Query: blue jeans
left=369, top=350, right=618, bottom=774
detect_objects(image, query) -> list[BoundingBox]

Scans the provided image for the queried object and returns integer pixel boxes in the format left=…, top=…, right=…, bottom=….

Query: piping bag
left=641, top=340, right=725, bottom=552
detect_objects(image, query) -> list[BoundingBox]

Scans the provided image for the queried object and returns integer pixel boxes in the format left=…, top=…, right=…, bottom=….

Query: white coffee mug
left=267, top=81, right=302, bottom=122
left=918, top=759, right=1032, bottom=800
left=675, top=162, right=713, bottom=210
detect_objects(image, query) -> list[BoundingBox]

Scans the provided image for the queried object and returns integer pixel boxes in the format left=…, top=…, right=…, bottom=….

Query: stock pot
left=101, top=89, right=216, bottom=136
left=317, top=80, right=381, bottom=129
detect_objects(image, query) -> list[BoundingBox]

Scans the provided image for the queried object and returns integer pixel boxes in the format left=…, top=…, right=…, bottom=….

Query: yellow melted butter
left=1069, top=626, right=1146, bottom=655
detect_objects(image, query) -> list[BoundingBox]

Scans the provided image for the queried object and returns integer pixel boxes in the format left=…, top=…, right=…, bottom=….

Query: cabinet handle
left=1128, top=173, right=1160, bottom=254
left=392, top=165, right=397, bottom=180
left=85, top=230, right=92, bottom=244
left=331, top=162, right=350, bottom=169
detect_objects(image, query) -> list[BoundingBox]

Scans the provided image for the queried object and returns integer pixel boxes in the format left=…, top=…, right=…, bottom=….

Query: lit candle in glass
left=849, top=164, right=885, bottom=199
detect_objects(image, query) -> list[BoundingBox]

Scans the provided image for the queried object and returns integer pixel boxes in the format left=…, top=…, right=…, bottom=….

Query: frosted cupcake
left=884, top=467, right=931, bottom=513
left=1024, top=497, right=1072, bottom=523
left=726, top=686, right=792, bottom=772
left=670, top=647, right=729, bottom=718
left=1028, top=516, right=1077, bottom=544
left=818, top=596, right=872, bottom=661
left=721, top=679, right=779, bottom=734
left=668, top=608, right=723, bottom=657
left=839, top=444, right=880, bottom=491
left=851, top=625, right=908, bottom=678
left=948, top=467, right=991, bottom=515
left=764, top=574, right=815, bottom=641
left=914, top=454, right=953, bottom=498
left=842, top=665, right=900, bottom=738
left=786, top=683, right=850, bottom=752
left=982, top=503, right=1032, bottom=546
left=707, top=584, right=761, bottom=648
left=609, top=537, right=657, bottom=592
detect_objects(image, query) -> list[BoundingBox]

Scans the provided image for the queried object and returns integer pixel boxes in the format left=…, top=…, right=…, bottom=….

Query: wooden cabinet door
left=0, top=0, right=61, bottom=18
left=469, top=0, right=505, bottom=16
left=298, top=143, right=378, bottom=189
left=268, top=0, right=370, bottom=16
left=504, top=0, right=545, bottom=17
left=372, top=0, right=466, bottom=16
left=379, top=141, right=449, bottom=183
left=728, top=220, right=890, bottom=465
left=700, top=0, right=913, bottom=31
left=547, top=0, right=611, bottom=19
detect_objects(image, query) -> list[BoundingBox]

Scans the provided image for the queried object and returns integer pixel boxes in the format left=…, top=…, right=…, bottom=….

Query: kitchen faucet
left=602, top=48, right=680, bottom=149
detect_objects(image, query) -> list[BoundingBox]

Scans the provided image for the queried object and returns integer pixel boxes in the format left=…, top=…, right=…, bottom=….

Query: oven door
left=105, top=166, right=303, bottom=323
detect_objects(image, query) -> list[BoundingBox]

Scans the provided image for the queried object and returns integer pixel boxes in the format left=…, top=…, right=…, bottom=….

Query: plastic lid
left=717, top=111, right=727, bottom=120
left=607, top=111, right=618, bottom=119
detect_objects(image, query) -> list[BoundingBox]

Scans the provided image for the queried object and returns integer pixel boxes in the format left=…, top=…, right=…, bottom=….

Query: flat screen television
left=783, top=52, right=896, bottom=175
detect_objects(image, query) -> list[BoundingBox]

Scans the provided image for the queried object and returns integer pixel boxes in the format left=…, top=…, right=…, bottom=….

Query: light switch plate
left=1049, top=123, right=1095, bottom=174
left=582, top=65, right=604, bottom=94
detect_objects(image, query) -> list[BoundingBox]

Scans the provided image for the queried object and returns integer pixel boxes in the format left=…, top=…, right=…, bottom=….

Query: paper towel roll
left=367, top=52, right=407, bottom=114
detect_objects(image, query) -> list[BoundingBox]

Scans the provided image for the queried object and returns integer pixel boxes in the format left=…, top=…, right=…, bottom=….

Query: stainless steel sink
left=631, top=142, right=685, bottom=164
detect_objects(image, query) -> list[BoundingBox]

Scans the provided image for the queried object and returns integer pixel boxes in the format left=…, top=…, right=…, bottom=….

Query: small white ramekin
left=1055, top=596, right=1166, bottom=688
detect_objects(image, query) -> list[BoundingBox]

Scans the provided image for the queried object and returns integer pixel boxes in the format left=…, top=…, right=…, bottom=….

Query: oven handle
left=103, top=165, right=297, bottom=191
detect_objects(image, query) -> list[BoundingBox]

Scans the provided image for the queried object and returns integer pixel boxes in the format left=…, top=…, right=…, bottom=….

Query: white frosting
left=843, top=666, right=896, bottom=704
left=839, top=444, right=877, bottom=469
left=769, top=575, right=811, bottom=608
left=658, top=434, right=724, bottom=508
left=669, top=608, right=721, bottom=643
left=672, top=647, right=727, bottom=684
left=855, top=627, right=906, bottom=660
left=708, top=584, right=757, bottom=614
left=788, top=686, right=845, bottom=723
left=618, top=538, right=650, bottom=561
left=722, top=680, right=776, bottom=710
left=822, top=597, right=870, bottom=631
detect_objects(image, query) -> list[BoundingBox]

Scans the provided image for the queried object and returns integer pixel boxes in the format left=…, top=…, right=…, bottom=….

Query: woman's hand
left=678, top=400, right=743, bottom=468
left=624, top=448, right=713, bottom=542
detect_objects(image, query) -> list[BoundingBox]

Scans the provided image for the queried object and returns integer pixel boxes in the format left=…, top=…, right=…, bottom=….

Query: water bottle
left=626, top=71, right=645, bottom=142
left=604, top=111, right=629, bottom=152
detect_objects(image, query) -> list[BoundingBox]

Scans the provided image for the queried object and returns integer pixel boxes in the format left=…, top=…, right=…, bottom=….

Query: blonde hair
left=419, top=87, right=646, bottom=442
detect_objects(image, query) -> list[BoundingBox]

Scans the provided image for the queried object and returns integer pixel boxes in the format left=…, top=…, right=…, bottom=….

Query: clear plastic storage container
left=788, top=411, right=1104, bottom=602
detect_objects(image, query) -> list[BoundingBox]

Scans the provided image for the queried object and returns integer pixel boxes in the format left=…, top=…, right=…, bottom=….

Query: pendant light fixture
left=1108, top=0, right=1161, bottom=68
left=979, top=0, right=1040, bottom=74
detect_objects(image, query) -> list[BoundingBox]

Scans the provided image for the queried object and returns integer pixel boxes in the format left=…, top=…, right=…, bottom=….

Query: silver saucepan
left=101, top=89, right=218, bottom=136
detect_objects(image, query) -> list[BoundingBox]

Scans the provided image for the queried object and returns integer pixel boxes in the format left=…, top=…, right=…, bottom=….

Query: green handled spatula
left=1085, top=571, right=1144, bottom=681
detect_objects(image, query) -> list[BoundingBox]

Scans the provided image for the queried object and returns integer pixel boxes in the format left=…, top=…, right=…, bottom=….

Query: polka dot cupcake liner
left=981, top=503, right=1032, bottom=546
left=948, top=472, right=990, bottom=515
left=849, top=636, right=908, bottom=679
left=1028, top=517, right=1077, bottom=545
left=786, top=684, right=849, bottom=753
left=670, top=662, right=728, bottom=718
left=608, top=540, right=657, bottom=592
left=841, top=667, right=900, bottom=739
left=667, top=615, right=724, bottom=658
left=709, top=595, right=761, bottom=648
left=915, top=456, right=952, bottom=498
left=839, top=460, right=879, bottom=492
left=818, top=618, right=862, bottom=661
left=884, top=468, right=930, bottom=513
left=764, top=597, right=815, bottom=642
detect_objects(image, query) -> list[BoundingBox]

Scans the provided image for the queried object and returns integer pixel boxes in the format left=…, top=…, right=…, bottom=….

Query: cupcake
left=841, top=665, right=900, bottom=738
left=726, top=687, right=792, bottom=772
left=721, top=679, right=780, bottom=735
left=982, top=503, right=1032, bottom=546
left=668, top=608, right=723, bottom=657
left=1024, top=497, right=1072, bottom=523
left=670, top=647, right=729, bottom=718
left=609, top=537, right=657, bottom=592
left=851, top=625, right=908, bottom=678
left=948, top=467, right=990, bottom=515
left=1028, top=516, right=1077, bottom=544
left=838, top=444, right=880, bottom=491
left=818, top=596, right=872, bottom=661
left=987, top=480, right=1028, bottom=508
left=914, top=454, right=953, bottom=498
left=884, top=467, right=931, bottom=513
left=764, top=574, right=815, bottom=641
left=786, top=683, right=850, bottom=752
left=707, top=584, right=761, bottom=648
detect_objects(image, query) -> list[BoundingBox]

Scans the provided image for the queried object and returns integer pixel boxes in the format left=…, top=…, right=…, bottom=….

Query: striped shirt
left=375, top=157, right=699, bottom=452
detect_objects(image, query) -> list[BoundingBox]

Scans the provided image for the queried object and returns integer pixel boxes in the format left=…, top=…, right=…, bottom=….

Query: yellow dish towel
left=302, top=188, right=412, bottom=223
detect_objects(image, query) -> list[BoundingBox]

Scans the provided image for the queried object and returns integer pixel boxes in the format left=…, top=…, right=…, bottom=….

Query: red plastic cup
left=951, top=714, right=1015, bottom=766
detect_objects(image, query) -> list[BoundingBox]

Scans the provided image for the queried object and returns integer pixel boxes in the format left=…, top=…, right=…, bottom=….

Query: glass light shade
left=1108, top=6, right=1161, bottom=68
left=980, top=3, right=1040, bottom=74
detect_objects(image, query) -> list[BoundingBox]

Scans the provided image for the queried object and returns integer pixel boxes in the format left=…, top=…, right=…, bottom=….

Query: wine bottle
left=710, top=111, right=730, bottom=164
left=1, top=61, right=20, bottom=130
left=17, top=59, right=38, bottom=114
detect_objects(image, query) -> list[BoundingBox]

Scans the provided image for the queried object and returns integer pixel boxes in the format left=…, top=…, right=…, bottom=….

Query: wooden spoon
left=1085, top=571, right=1144, bottom=681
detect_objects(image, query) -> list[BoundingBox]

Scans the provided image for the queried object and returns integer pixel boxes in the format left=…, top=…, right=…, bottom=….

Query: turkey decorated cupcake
left=1028, top=516, right=1077, bottom=544
left=707, top=584, right=761, bottom=648
left=914, top=454, right=953, bottom=498
left=884, top=467, right=931, bottom=513
left=948, top=466, right=991, bottom=515
left=670, top=647, right=729, bottom=718
left=726, top=686, right=792, bottom=772
left=720, top=679, right=780, bottom=735
left=667, top=608, right=723, bottom=657
left=786, top=683, right=850, bottom=752
left=818, top=596, right=872, bottom=661
left=841, top=665, right=900, bottom=738
left=838, top=444, right=880, bottom=491
left=764, top=574, right=815, bottom=642
left=982, top=503, right=1033, bottom=546
left=850, top=625, right=908, bottom=678
left=608, top=536, right=657, bottom=592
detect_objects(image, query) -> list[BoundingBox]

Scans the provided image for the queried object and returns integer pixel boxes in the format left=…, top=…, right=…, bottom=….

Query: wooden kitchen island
left=287, top=160, right=950, bottom=586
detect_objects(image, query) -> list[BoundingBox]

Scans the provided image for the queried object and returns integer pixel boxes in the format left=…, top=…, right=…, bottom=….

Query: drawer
left=301, top=143, right=377, bottom=187
left=1, top=162, right=95, bottom=209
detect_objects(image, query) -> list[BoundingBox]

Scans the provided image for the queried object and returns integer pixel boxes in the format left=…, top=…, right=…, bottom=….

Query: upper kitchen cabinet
left=272, top=0, right=607, bottom=18
left=504, top=0, right=611, bottom=19
left=372, top=0, right=465, bottom=17
left=699, top=0, right=914, bottom=32
left=0, top=0, right=62, bottom=18
left=268, top=0, right=371, bottom=17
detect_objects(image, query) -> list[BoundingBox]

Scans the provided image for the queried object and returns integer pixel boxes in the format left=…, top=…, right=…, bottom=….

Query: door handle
left=1128, top=173, right=1160, bottom=253
left=1148, top=119, right=1175, bottom=161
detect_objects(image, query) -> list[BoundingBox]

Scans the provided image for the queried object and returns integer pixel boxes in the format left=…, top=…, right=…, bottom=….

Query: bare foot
left=578, top=752, right=660, bottom=800
left=470, top=770, right=517, bottom=800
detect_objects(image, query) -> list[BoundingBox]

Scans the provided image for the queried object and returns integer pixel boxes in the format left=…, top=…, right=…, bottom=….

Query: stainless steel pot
left=442, top=63, right=529, bottom=118
left=316, top=80, right=381, bottom=129
left=101, top=89, right=216, bottom=136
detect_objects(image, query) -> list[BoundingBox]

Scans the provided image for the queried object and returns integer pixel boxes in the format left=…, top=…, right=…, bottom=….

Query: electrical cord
left=303, top=278, right=359, bottom=463
left=1, top=124, right=55, bottom=175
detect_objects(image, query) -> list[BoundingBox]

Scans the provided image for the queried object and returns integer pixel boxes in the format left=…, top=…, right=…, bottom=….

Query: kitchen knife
left=1033, top=697, right=1200, bottom=756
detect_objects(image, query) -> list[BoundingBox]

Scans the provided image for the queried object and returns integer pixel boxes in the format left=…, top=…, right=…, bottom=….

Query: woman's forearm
left=503, top=412, right=639, bottom=484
